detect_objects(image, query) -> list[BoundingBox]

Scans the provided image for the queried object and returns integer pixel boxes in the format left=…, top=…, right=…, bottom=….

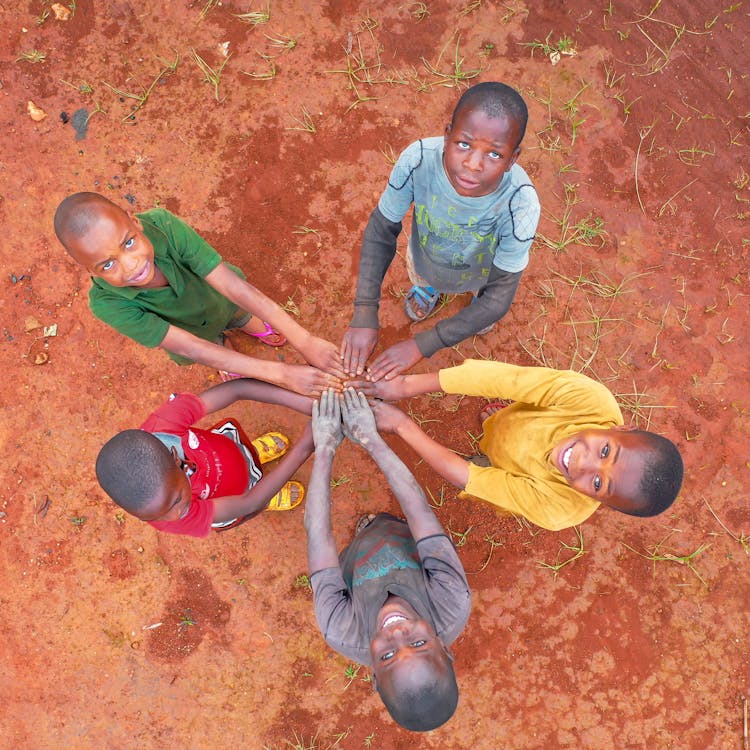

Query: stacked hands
left=300, top=330, right=417, bottom=397
left=312, top=387, right=405, bottom=450
left=339, top=326, right=420, bottom=383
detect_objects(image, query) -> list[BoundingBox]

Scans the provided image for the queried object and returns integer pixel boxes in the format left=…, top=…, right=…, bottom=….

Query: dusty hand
left=367, top=339, right=423, bottom=382
left=369, top=400, right=407, bottom=434
left=312, top=388, right=344, bottom=452
left=340, top=388, right=380, bottom=446
left=303, top=336, right=347, bottom=380
left=284, top=364, right=342, bottom=397
left=343, top=375, right=408, bottom=401
left=340, top=327, right=378, bottom=377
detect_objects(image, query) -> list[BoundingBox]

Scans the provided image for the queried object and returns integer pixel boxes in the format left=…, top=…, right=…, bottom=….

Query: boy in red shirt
left=96, top=378, right=313, bottom=537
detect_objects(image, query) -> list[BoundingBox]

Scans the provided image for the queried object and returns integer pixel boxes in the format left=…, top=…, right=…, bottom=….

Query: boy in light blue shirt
left=341, top=81, right=540, bottom=381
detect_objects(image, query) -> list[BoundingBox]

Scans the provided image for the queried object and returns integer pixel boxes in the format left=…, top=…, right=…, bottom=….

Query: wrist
left=361, top=432, right=387, bottom=452
left=315, top=443, right=338, bottom=458
left=393, top=416, right=412, bottom=439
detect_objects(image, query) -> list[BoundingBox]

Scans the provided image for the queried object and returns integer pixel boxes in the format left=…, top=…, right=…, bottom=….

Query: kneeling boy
left=96, top=379, right=313, bottom=536
left=55, top=192, right=344, bottom=396
left=352, top=360, right=684, bottom=531
left=306, top=389, right=471, bottom=731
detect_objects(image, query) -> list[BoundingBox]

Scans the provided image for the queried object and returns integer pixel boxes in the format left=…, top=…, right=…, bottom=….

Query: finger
left=351, top=346, right=367, bottom=377
left=382, top=361, right=405, bottom=381
left=327, top=375, right=344, bottom=393
left=327, top=387, right=339, bottom=416
left=342, top=386, right=357, bottom=411
left=340, top=337, right=354, bottom=376
left=312, top=399, right=320, bottom=420
left=320, top=387, right=331, bottom=416
left=326, top=358, right=348, bottom=380
left=344, top=379, right=372, bottom=393
left=332, top=390, right=342, bottom=421
left=355, top=389, right=369, bottom=409
left=366, top=358, right=387, bottom=381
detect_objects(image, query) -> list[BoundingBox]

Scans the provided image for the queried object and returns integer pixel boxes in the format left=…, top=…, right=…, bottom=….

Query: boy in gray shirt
left=341, top=81, right=540, bottom=381
left=306, top=389, right=471, bottom=732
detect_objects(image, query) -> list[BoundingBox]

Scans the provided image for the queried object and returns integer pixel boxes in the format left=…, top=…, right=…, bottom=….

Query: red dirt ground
left=1, top=2, right=748, bottom=748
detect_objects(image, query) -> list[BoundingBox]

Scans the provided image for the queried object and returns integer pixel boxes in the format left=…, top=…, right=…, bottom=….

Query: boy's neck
left=140, top=261, right=169, bottom=288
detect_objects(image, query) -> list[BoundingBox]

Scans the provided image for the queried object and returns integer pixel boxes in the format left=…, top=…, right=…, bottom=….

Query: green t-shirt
left=88, top=208, right=244, bottom=363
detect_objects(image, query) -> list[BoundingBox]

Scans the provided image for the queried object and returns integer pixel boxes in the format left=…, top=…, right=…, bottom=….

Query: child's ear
left=508, top=146, right=522, bottom=169
left=169, top=446, right=182, bottom=465
left=127, top=212, right=143, bottom=231
left=444, top=122, right=453, bottom=136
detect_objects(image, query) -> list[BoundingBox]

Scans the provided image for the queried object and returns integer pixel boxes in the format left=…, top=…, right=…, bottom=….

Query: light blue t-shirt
left=378, top=137, right=540, bottom=293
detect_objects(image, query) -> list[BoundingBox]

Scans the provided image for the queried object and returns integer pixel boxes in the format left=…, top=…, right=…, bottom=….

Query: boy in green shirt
left=54, top=192, right=344, bottom=396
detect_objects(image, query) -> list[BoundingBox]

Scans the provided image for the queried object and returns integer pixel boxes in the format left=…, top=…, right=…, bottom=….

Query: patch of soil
left=1, top=1, right=747, bottom=749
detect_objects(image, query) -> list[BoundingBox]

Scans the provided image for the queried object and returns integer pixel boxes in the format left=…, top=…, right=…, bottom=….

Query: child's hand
left=369, top=400, right=406, bottom=434
left=340, top=327, right=378, bottom=377
left=367, top=339, right=423, bottom=382
left=302, top=336, right=347, bottom=379
left=312, top=388, right=344, bottom=452
left=343, top=376, right=406, bottom=401
left=340, top=388, right=379, bottom=446
left=284, top=365, right=342, bottom=397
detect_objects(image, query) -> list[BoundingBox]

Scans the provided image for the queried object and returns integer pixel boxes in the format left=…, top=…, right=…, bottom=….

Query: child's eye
left=124, top=237, right=135, bottom=249
left=601, top=443, right=609, bottom=458
left=380, top=650, right=395, bottom=661
left=102, top=259, right=115, bottom=271
left=411, top=640, right=426, bottom=648
left=593, top=476, right=602, bottom=491
left=489, top=151, right=501, bottom=160
left=457, top=141, right=470, bottom=150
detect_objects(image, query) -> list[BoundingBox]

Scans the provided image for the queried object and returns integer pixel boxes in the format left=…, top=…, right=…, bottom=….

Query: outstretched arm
left=341, top=389, right=444, bottom=541
left=413, top=268, right=522, bottom=360
left=205, top=262, right=346, bottom=379
left=212, top=423, right=315, bottom=523
left=345, top=371, right=441, bottom=401
left=196, top=377, right=314, bottom=416
left=305, top=390, right=344, bottom=573
left=160, top=325, right=340, bottom=397
left=369, top=400, right=470, bottom=490
left=340, top=207, right=402, bottom=377
left=365, top=268, right=522, bottom=381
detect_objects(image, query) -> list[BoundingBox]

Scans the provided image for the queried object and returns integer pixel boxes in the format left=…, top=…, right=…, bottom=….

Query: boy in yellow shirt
left=352, top=360, right=683, bottom=531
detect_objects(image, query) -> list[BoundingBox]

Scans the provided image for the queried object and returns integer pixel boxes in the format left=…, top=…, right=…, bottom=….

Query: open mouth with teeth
left=561, top=446, right=572, bottom=473
left=381, top=613, right=408, bottom=629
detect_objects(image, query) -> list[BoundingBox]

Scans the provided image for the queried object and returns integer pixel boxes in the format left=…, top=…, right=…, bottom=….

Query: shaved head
left=54, top=192, right=125, bottom=253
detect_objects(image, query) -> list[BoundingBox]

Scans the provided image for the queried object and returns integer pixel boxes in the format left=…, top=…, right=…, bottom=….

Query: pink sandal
left=248, top=321, right=287, bottom=347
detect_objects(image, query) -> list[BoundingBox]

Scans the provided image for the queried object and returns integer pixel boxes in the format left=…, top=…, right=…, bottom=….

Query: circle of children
left=55, top=83, right=684, bottom=733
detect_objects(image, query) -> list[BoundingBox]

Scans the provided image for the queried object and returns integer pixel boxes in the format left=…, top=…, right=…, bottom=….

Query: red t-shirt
left=140, top=393, right=258, bottom=537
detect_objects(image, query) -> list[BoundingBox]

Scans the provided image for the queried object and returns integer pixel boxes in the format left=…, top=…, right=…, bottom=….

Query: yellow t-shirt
left=438, top=360, right=624, bottom=531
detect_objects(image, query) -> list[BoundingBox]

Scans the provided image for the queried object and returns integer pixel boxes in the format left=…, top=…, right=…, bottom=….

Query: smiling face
left=65, top=202, right=158, bottom=287
left=551, top=427, right=653, bottom=512
left=369, top=597, right=452, bottom=693
left=134, top=448, right=193, bottom=523
left=442, top=106, right=522, bottom=197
